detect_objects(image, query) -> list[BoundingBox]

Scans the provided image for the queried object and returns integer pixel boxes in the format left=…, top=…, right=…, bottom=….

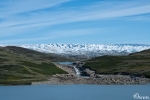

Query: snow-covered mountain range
left=1, top=44, right=150, bottom=57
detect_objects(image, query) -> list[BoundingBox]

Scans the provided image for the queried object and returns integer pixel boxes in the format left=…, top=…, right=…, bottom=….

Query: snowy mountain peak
left=1, top=44, right=150, bottom=57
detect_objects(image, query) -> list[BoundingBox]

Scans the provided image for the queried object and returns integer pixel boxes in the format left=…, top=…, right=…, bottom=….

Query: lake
left=57, top=62, right=73, bottom=65
left=0, top=84, right=150, bottom=100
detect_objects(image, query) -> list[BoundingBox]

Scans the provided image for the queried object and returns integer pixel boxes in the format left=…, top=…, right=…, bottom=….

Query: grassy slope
left=83, top=49, right=150, bottom=78
left=0, top=46, right=69, bottom=85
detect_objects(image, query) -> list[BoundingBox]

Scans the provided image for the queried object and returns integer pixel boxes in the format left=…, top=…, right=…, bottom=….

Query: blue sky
left=0, top=0, right=150, bottom=44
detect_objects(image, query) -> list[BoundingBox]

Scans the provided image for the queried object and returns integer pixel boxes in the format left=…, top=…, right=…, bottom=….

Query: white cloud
left=0, top=0, right=150, bottom=39
left=48, top=28, right=103, bottom=37
left=0, top=0, right=71, bottom=18
left=126, top=15, right=150, bottom=21
left=0, top=37, right=55, bottom=44
left=0, top=27, right=106, bottom=43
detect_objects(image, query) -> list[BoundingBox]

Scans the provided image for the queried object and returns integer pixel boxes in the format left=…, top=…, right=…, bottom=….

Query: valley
left=0, top=45, right=150, bottom=85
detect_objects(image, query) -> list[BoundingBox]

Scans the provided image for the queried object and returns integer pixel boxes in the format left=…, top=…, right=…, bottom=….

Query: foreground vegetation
left=0, top=46, right=69, bottom=85
left=83, top=49, right=150, bottom=78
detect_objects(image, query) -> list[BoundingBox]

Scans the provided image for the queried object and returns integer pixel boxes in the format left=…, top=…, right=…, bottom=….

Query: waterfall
left=72, top=65, right=80, bottom=77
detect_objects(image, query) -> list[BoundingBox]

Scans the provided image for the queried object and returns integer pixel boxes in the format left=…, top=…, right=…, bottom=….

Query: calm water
left=0, top=84, right=150, bottom=100
left=57, top=62, right=73, bottom=65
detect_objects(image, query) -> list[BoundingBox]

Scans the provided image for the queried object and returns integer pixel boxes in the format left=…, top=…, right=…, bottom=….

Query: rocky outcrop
left=85, top=69, right=96, bottom=77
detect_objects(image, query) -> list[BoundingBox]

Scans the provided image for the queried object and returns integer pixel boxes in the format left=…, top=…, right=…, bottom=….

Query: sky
left=0, top=0, right=150, bottom=44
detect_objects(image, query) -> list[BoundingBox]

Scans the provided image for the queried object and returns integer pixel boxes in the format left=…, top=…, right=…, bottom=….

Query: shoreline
left=0, top=74, right=149, bottom=86
left=32, top=74, right=150, bottom=85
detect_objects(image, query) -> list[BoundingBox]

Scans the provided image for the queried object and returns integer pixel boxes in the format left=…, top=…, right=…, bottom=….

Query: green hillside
left=83, top=49, right=150, bottom=78
left=0, top=46, right=69, bottom=85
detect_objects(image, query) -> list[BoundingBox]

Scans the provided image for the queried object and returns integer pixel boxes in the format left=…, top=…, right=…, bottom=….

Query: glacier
left=1, top=44, right=150, bottom=57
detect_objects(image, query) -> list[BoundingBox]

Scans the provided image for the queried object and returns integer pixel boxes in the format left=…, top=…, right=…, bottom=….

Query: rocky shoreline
left=32, top=74, right=150, bottom=85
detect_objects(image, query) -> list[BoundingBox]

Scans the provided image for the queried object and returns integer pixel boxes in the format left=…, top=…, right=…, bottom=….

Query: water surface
left=0, top=84, right=150, bottom=100
left=57, top=62, right=73, bottom=65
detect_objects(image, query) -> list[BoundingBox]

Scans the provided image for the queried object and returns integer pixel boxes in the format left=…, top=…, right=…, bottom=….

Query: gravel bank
left=32, top=74, right=150, bottom=85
